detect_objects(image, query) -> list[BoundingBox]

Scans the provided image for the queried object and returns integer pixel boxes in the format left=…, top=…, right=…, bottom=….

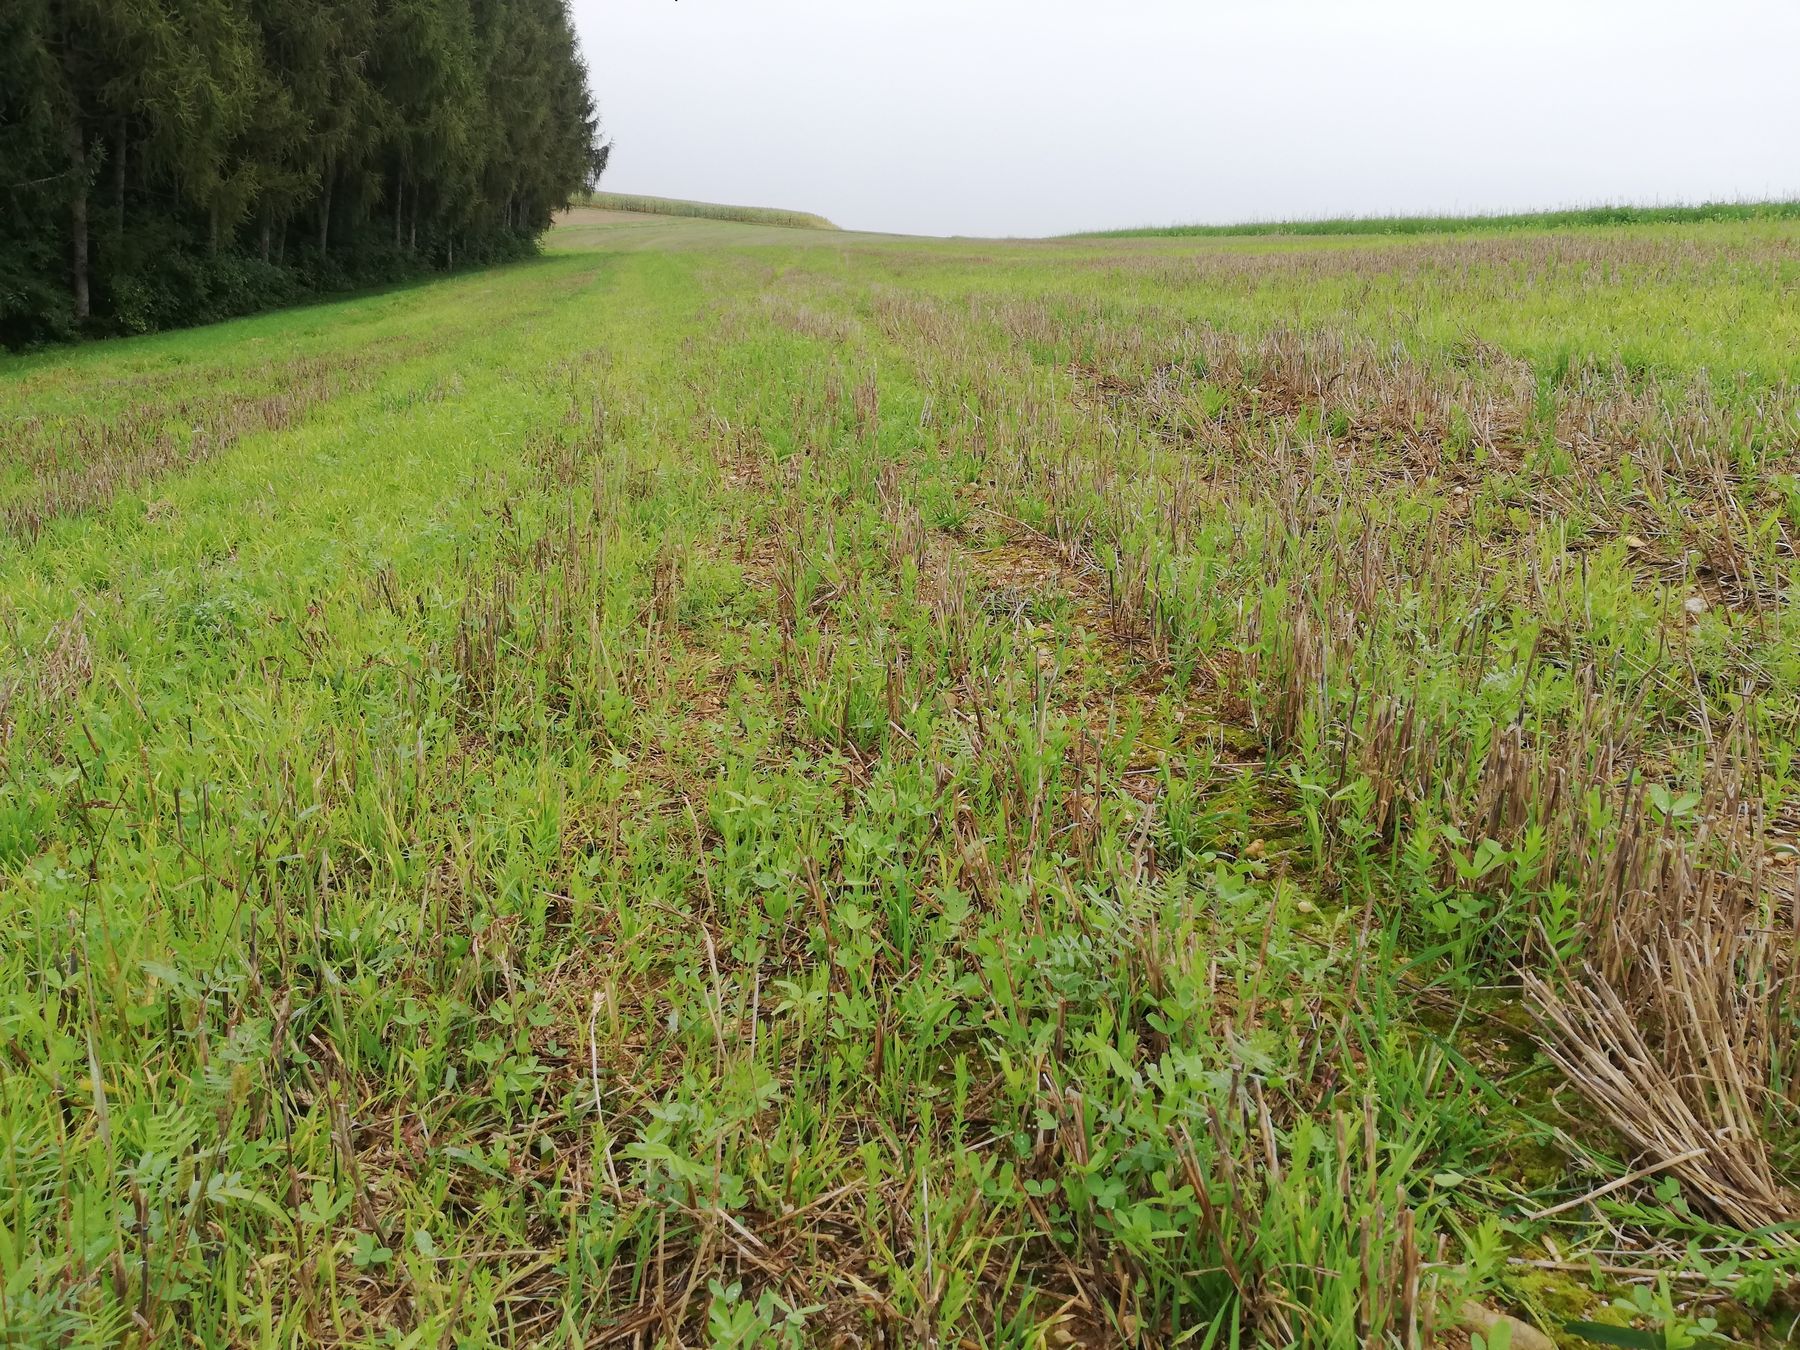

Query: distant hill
left=583, top=192, right=838, bottom=231
left=1077, top=199, right=1800, bottom=239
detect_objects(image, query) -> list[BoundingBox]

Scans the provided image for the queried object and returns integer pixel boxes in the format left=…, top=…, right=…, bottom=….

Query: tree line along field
left=1, top=204, right=1797, bottom=1347
left=0, top=0, right=603, bottom=347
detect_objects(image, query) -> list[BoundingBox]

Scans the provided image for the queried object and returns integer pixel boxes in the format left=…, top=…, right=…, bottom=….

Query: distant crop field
left=582, top=189, right=838, bottom=230
left=1083, top=196, right=1800, bottom=238
left=3, top=207, right=1799, bottom=1346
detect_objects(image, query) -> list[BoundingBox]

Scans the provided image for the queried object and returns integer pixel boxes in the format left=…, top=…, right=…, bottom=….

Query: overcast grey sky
left=570, top=0, right=1800, bottom=238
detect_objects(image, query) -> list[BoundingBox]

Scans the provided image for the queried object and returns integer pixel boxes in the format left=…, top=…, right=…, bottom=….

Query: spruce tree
left=0, top=0, right=605, bottom=345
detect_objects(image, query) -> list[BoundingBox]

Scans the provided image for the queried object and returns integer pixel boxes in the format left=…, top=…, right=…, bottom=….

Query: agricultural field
left=580, top=193, right=840, bottom=231
left=1, top=204, right=1798, bottom=1347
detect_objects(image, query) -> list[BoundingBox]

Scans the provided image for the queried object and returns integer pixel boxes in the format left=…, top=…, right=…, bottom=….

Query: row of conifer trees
left=1, top=0, right=606, bottom=345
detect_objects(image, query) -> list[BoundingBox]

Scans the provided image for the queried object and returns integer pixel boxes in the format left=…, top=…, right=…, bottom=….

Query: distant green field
left=1083, top=197, right=1800, bottom=238
left=582, top=189, right=838, bottom=230
left=4, top=206, right=1800, bottom=1347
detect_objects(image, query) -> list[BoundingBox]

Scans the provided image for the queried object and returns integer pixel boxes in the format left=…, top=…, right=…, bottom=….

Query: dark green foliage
left=0, top=0, right=604, bottom=346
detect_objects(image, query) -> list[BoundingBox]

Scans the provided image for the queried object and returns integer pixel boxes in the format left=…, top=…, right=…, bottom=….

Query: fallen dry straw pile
left=1529, top=714, right=1799, bottom=1236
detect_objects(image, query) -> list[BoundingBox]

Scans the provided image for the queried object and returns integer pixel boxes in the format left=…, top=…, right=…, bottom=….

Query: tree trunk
left=112, top=120, right=126, bottom=242
left=318, top=164, right=333, bottom=254
left=67, top=121, right=89, bottom=323
left=394, top=173, right=403, bottom=249
left=260, top=210, right=272, bottom=263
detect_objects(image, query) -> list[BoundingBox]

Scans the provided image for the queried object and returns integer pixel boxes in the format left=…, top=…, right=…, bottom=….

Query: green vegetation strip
left=1081, top=198, right=1800, bottom=238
